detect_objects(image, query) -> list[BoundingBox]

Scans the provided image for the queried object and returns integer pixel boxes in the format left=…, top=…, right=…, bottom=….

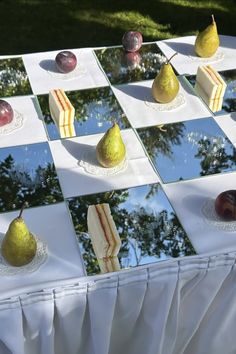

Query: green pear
left=195, top=15, right=220, bottom=58
left=152, top=53, right=179, bottom=103
left=96, top=123, right=126, bottom=168
left=1, top=204, right=37, bottom=267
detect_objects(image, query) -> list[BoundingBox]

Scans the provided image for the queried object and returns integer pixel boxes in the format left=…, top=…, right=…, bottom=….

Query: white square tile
left=0, top=202, right=85, bottom=298
left=214, top=113, right=236, bottom=146
left=49, top=129, right=159, bottom=198
left=163, top=172, right=236, bottom=255
left=157, top=35, right=236, bottom=75
left=0, top=95, right=47, bottom=148
left=23, top=48, right=109, bottom=95
left=112, top=77, right=211, bottom=128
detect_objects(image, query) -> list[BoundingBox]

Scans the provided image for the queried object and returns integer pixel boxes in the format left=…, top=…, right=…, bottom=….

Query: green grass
left=0, top=0, right=235, bottom=54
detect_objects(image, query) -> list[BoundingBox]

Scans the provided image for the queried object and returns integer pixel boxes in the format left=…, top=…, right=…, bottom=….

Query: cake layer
left=49, top=89, right=75, bottom=127
left=87, top=203, right=121, bottom=259
left=195, top=65, right=226, bottom=101
left=58, top=123, right=76, bottom=138
left=97, top=256, right=121, bottom=273
left=195, top=82, right=223, bottom=112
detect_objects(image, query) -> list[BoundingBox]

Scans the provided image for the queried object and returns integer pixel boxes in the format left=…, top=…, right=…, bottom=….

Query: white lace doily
left=47, top=64, right=87, bottom=81
left=0, top=110, right=24, bottom=135
left=188, top=50, right=225, bottom=64
left=201, top=198, right=236, bottom=232
left=145, top=92, right=186, bottom=112
left=0, top=236, right=48, bottom=276
left=78, top=146, right=128, bottom=176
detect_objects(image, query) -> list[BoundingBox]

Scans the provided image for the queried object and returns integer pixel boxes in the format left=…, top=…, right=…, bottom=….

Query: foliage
left=0, top=154, right=63, bottom=212
left=0, top=58, right=32, bottom=98
left=0, top=0, right=235, bottom=54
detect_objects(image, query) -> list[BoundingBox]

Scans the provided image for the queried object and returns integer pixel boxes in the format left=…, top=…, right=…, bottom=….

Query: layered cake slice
left=49, top=89, right=75, bottom=127
left=87, top=203, right=121, bottom=259
left=87, top=203, right=122, bottom=273
left=194, top=65, right=227, bottom=112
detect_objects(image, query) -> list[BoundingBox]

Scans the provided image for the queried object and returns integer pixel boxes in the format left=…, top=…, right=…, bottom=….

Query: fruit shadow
left=61, top=138, right=99, bottom=166
left=115, top=84, right=154, bottom=103
left=182, top=193, right=216, bottom=222
left=39, top=59, right=59, bottom=73
left=163, top=41, right=196, bottom=57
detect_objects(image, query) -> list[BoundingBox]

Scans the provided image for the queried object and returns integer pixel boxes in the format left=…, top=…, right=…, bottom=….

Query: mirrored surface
left=0, top=58, right=32, bottom=98
left=95, top=43, right=166, bottom=85
left=137, top=117, right=236, bottom=183
left=37, top=86, right=130, bottom=140
left=0, top=142, right=63, bottom=213
left=67, top=183, right=196, bottom=276
left=185, top=69, right=236, bottom=115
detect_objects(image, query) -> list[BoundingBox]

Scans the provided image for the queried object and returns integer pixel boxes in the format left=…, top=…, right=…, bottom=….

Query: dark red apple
left=55, top=50, right=77, bottom=73
left=122, top=31, right=143, bottom=52
left=215, top=190, right=236, bottom=221
left=0, top=99, right=14, bottom=127
left=121, top=51, right=141, bottom=70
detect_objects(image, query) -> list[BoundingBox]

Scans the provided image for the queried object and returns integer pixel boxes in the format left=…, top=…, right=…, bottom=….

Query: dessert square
left=49, top=129, right=159, bottom=198
left=67, top=182, right=196, bottom=275
left=112, top=77, right=211, bottom=128
left=23, top=48, right=109, bottom=95
left=185, top=68, right=236, bottom=116
left=137, top=117, right=236, bottom=183
left=0, top=95, right=47, bottom=148
left=37, top=86, right=130, bottom=140
left=0, top=202, right=84, bottom=297
left=0, top=57, right=32, bottom=98
left=0, top=141, right=63, bottom=213
left=94, top=43, right=167, bottom=85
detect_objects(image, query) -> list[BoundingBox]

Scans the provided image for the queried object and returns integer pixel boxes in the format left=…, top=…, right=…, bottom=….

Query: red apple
left=0, top=99, right=14, bottom=127
left=215, top=190, right=236, bottom=221
left=122, top=31, right=143, bottom=52
left=55, top=50, right=77, bottom=73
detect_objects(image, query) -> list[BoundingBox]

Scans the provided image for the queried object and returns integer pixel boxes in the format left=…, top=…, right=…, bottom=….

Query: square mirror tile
left=37, top=86, right=130, bottom=140
left=67, top=183, right=196, bottom=276
left=94, top=43, right=166, bottom=85
left=0, top=142, right=63, bottom=213
left=0, top=58, right=32, bottom=98
left=137, top=117, right=236, bottom=183
left=185, top=69, right=236, bottom=116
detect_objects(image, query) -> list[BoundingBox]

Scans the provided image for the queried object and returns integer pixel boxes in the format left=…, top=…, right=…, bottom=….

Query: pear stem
left=167, top=52, right=178, bottom=64
left=212, top=14, right=215, bottom=23
left=18, top=202, right=27, bottom=219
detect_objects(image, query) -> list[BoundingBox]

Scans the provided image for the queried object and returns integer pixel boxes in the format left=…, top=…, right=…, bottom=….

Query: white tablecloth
left=0, top=251, right=236, bottom=354
left=1, top=35, right=236, bottom=354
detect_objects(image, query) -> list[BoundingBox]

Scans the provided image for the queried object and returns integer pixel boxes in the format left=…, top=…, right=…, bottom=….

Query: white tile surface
left=0, top=96, right=47, bottom=148
left=163, top=172, right=236, bottom=255
left=112, top=77, right=212, bottom=128
left=214, top=113, right=236, bottom=145
left=157, top=35, right=236, bottom=75
left=23, top=48, right=109, bottom=95
left=49, top=129, right=159, bottom=198
left=0, top=202, right=85, bottom=297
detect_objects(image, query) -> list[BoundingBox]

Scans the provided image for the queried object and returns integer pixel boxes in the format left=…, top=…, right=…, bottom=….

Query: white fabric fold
left=21, top=291, right=55, bottom=354
left=0, top=252, right=236, bottom=354
left=54, top=284, right=87, bottom=354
